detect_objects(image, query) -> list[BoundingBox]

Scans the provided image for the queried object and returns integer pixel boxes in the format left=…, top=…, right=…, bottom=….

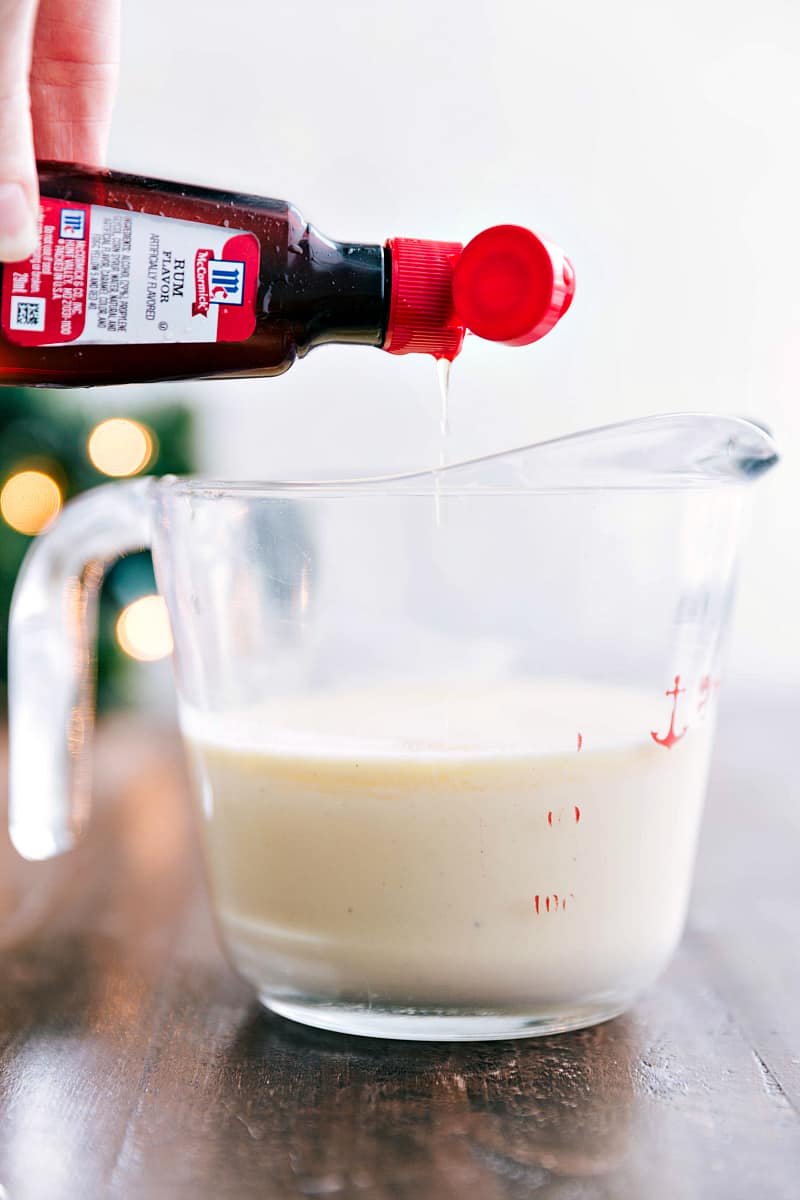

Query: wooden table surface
left=0, top=693, right=798, bottom=1200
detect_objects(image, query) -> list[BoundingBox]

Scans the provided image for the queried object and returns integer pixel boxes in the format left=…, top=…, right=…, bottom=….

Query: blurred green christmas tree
left=0, top=388, right=195, bottom=713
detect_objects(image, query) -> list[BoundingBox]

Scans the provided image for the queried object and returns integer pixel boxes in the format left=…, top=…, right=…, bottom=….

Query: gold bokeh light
left=116, top=595, right=174, bottom=662
left=88, top=418, right=154, bottom=477
left=0, top=470, right=63, bottom=535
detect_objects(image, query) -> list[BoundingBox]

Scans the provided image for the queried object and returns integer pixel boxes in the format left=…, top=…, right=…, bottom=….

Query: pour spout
left=433, top=414, right=779, bottom=493
left=180, top=415, right=778, bottom=498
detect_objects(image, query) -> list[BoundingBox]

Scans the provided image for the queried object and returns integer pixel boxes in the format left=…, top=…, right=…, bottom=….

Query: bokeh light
left=88, top=418, right=154, bottom=477
left=0, top=470, right=63, bottom=535
left=115, top=595, right=174, bottom=662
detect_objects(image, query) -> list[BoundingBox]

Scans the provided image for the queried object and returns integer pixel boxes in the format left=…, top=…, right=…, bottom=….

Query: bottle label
left=1, top=198, right=260, bottom=347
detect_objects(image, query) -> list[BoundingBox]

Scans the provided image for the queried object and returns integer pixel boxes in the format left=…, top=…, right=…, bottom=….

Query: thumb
left=0, top=0, right=41, bottom=262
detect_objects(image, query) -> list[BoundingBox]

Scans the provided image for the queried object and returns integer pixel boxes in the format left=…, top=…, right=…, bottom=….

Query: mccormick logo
left=59, top=208, right=86, bottom=240
left=193, top=249, right=246, bottom=316
left=192, top=249, right=213, bottom=316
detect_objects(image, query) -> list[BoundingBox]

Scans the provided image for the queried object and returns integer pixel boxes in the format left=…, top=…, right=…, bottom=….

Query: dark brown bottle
left=0, top=163, right=574, bottom=388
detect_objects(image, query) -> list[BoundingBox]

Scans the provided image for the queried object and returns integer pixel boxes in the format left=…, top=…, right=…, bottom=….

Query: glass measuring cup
left=7, top=414, right=778, bottom=1040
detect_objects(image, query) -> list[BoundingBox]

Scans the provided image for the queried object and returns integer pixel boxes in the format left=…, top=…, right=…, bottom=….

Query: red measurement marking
left=697, top=674, right=722, bottom=715
left=651, top=675, right=688, bottom=749
left=697, top=674, right=712, bottom=713
left=535, top=892, right=573, bottom=915
left=549, top=807, right=581, bottom=826
left=577, top=732, right=583, bottom=751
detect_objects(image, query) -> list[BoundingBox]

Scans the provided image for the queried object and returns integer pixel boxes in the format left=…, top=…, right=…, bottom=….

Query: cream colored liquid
left=184, top=680, right=713, bottom=1013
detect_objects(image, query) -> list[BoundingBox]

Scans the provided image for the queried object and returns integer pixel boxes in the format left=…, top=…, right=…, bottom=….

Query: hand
left=0, top=0, right=120, bottom=262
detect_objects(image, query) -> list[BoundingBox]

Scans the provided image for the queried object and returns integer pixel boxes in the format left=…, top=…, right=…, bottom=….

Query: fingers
left=31, top=0, right=120, bottom=164
left=0, top=0, right=40, bottom=262
left=0, top=0, right=120, bottom=263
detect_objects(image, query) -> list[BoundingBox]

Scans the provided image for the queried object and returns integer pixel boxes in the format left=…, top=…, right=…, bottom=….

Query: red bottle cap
left=382, top=238, right=465, bottom=359
left=453, top=225, right=575, bottom=346
left=383, top=226, right=574, bottom=358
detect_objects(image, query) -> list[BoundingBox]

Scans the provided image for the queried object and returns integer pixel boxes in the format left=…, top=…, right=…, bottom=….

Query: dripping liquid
left=434, top=358, right=452, bottom=528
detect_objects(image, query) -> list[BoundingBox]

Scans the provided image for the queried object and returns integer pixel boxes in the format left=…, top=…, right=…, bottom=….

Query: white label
left=1, top=198, right=260, bottom=348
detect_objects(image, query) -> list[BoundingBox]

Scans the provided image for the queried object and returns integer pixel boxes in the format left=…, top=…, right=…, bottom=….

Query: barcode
left=9, top=296, right=46, bottom=332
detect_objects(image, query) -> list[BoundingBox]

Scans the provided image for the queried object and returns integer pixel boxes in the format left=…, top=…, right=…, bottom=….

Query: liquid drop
left=437, top=357, right=452, bottom=436
left=434, top=357, right=453, bottom=529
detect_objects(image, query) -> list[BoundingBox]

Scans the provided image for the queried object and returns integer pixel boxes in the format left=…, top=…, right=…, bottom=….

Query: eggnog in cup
left=184, top=678, right=714, bottom=1038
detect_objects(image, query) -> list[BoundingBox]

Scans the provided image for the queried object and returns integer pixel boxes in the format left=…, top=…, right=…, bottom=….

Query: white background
left=99, top=0, right=799, bottom=690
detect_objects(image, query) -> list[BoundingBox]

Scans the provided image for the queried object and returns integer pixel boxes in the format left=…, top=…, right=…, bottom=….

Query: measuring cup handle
left=8, top=478, right=155, bottom=860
